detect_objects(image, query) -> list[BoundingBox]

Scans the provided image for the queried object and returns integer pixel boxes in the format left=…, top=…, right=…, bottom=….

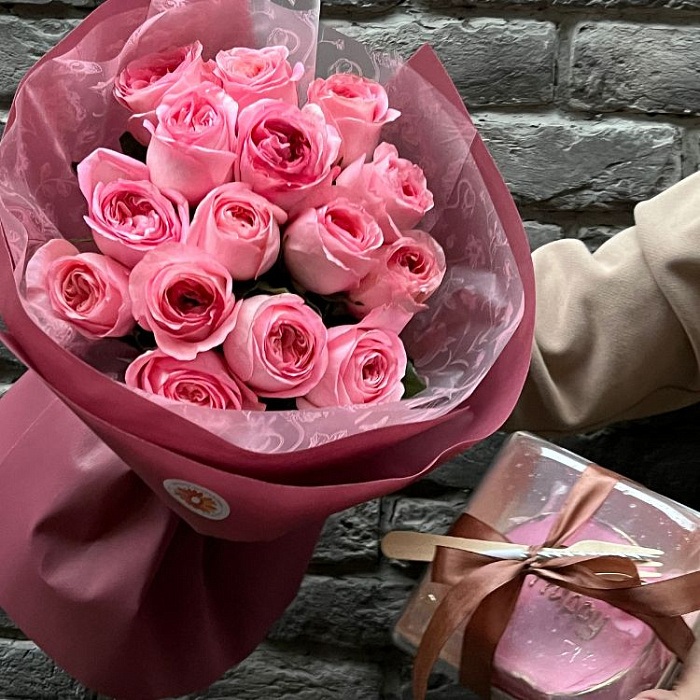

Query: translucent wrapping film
left=0, top=0, right=523, bottom=452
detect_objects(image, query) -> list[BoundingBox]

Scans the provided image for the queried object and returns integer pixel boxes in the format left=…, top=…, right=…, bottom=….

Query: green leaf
left=242, top=279, right=294, bottom=298
left=254, top=280, right=293, bottom=295
left=402, top=360, right=427, bottom=399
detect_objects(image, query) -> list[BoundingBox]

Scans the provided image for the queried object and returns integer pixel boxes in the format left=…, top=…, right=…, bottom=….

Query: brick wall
left=1, top=0, right=700, bottom=697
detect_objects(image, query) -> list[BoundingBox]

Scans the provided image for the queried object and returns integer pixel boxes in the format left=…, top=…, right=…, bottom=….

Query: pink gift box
left=393, top=432, right=700, bottom=700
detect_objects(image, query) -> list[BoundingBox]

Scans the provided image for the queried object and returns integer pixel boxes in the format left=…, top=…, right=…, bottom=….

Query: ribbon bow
left=412, top=466, right=700, bottom=699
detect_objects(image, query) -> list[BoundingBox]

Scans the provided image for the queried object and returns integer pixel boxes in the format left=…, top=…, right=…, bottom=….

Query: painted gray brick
left=0, top=608, right=23, bottom=640
left=574, top=225, right=625, bottom=252
left=434, top=0, right=700, bottom=10
left=321, top=0, right=402, bottom=15
left=0, top=341, right=26, bottom=382
left=184, top=643, right=383, bottom=700
left=524, top=221, right=564, bottom=250
left=0, top=639, right=91, bottom=699
left=556, top=0, right=700, bottom=8
left=335, top=16, right=556, bottom=107
left=382, top=494, right=469, bottom=536
left=313, top=500, right=380, bottom=566
left=0, top=0, right=94, bottom=6
left=0, top=17, right=82, bottom=101
left=475, top=113, right=682, bottom=210
left=269, top=573, right=414, bottom=647
left=569, top=23, right=700, bottom=116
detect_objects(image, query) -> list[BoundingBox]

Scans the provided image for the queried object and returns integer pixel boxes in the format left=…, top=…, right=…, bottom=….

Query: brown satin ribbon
left=412, top=465, right=700, bottom=700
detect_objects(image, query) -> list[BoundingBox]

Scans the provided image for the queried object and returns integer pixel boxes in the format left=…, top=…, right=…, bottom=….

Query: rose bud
left=222, top=293, right=328, bottom=399
left=297, top=309, right=408, bottom=409
left=147, top=82, right=238, bottom=205
left=307, top=73, right=400, bottom=165
left=348, top=230, right=446, bottom=316
left=213, top=46, right=304, bottom=110
left=77, top=148, right=189, bottom=268
left=129, top=243, right=237, bottom=360
left=283, top=197, right=383, bottom=295
left=25, top=239, right=134, bottom=339
left=188, top=183, right=286, bottom=280
left=337, top=142, right=434, bottom=233
left=236, top=100, right=341, bottom=212
left=126, top=349, right=264, bottom=411
left=113, top=42, right=207, bottom=144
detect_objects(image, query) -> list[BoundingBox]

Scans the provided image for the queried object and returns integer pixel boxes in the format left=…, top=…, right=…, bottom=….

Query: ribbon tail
left=635, top=614, right=695, bottom=662
left=414, top=559, right=524, bottom=700
left=460, top=576, right=524, bottom=698
left=413, top=577, right=485, bottom=700
left=604, top=570, right=700, bottom=618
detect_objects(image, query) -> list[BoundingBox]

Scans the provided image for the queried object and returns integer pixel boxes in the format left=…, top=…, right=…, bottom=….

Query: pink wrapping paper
left=0, top=0, right=535, bottom=696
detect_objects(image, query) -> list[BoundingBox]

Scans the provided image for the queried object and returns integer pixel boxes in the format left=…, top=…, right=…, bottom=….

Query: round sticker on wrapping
left=163, top=479, right=231, bottom=521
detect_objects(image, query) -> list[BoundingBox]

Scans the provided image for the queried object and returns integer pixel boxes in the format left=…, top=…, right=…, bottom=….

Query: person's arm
left=505, top=171, right=700, bottom=436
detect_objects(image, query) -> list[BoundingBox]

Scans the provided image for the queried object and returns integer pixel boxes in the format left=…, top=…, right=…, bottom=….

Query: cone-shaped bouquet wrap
left=0, top=0, right=534, bottom=696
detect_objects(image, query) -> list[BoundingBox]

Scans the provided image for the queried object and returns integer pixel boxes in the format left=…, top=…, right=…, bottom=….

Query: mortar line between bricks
left=0, top=5, right=91, bottom=20
left=4, top=2, right=700, bottom=25
left=444, top=5, right=700, bottom=23
left=553, top=18, right=576, bottom=108
left=326, top=3, right=700, bottom=26
left=518, top=207, right=636, bottom=227
left=682, top=129, right=700, bottom=176
left=469, top=105, right=700, bottom=127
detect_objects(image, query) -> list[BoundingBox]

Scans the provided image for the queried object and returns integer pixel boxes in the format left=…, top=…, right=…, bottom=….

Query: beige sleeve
left=505, top=171, right=700, bottom=436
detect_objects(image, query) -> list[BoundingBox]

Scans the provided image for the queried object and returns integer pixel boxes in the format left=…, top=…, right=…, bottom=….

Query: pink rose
left=77, top=148, right=189, bottom=268
left=113, top=43, right=207, bottom=144
left=297, top=309, right=408, bottom=409
left=213, top=46, right=304, bottom=109
left=126, top=349, right=264, bottom=411
left=223, top=293, right=328, bottom=399
left=25, top=239, right=134, bottom=339
left=348, top=230, right=446, bottom=316
left=129, top=244, right=237, bottom=360
left=188, top=183, right=286, bottom=280
left=147, top=82, right=238, bottom=205
left=283, top=197, right=383, bottom=295
left=337, top=142, right=434, bottom=232
left=307, top=74, right=400, bottom=165
left=114, top=42, right=205, bottom=114
left=237, top=100, right=341, bottom=212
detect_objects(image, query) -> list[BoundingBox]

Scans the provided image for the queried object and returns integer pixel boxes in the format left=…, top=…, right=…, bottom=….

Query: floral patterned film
left=0, top=0, right=523, bottom=452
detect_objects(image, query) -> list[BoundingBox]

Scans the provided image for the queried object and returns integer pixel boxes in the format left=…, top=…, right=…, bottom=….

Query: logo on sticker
left=163, top=479, right=230, bottom=521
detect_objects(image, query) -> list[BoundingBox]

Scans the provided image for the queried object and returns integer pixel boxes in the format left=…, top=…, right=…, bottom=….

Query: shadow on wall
left=557, top=403, right=700, bottom=511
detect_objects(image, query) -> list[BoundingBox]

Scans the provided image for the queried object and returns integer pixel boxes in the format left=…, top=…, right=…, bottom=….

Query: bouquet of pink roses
left=0, top=0, right=535, bottom=696
left=27, top=42, right=446, bottom=412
